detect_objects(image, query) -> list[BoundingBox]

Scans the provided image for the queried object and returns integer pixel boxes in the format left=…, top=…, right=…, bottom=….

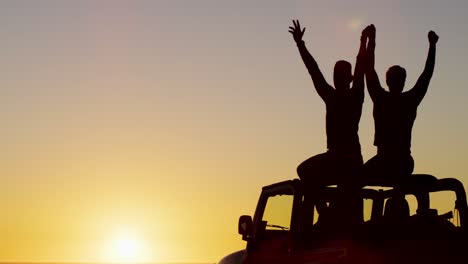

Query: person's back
left=325, top=88, right=363, bottom=154
left=373, top=91, right=418, bottom=155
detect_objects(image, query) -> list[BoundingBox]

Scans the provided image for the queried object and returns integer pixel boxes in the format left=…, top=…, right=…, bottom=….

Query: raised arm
left=351, top=26, right=369, bottom=101
left=365, top=25, right=385, bottom=102
left=289, top=20, right=333, bottom=101
left=407, top=31, right=438, bottom=105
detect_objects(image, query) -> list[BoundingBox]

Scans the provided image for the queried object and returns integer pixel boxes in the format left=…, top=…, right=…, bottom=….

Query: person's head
left=334, top=60, right=353, bottom=90
left=386, top=65, right=406, bottom=94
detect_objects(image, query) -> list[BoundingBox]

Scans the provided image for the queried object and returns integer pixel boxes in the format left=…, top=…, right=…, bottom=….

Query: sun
left=111, top=237, right=141, bottom=262
left=347, top=18, right=363, bottom=31
left=102, top=228, right=151, bottom=263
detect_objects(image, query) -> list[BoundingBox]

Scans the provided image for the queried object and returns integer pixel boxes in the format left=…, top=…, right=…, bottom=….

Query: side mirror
left=238, top=215, right=253, bottom=241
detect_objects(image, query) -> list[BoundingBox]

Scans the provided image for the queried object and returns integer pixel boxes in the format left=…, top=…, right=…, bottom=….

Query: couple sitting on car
left=289, top=20, right=438, bottom=223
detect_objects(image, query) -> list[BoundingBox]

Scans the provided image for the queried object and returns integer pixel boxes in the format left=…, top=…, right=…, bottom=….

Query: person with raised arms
left=363, top=25, right=438, bottom=182
left=290, top=20, right=371, bottom=188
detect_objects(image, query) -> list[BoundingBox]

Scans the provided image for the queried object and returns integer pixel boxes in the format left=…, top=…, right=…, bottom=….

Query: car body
left=218, top=175, right=468, bottom=264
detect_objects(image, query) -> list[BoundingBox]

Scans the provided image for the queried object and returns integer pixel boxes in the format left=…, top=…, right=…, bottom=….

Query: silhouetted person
left=364, top=25, right=439, bottom=180
left=290, top=21, right=371, bottom=227
left=289, top=20, right=369, bottom=187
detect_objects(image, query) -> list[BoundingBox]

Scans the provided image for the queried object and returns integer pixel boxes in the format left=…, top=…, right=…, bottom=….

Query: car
left=218, top=175, right=468, bottom=264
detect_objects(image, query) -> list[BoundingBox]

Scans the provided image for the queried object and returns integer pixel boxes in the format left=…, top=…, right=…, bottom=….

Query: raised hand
left=362, top=24, right=374, bottom=38
left=367, top=24, right=376, bottom=40
left=289, top=19, right=305, bottom=43
left=428, top=31, right=439, bottom=45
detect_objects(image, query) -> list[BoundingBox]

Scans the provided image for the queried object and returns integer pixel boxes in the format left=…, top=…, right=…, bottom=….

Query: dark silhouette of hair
left=386, top=65, right=407, bottom=94
left=334, top=60, right=353, bottom=90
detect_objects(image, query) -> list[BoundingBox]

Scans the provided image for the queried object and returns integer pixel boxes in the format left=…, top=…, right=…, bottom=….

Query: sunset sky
left=1, top=0, right=468, bottom=263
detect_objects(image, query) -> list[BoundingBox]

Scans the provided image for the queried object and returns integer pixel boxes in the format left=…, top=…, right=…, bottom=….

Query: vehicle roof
left=261, top=176, right=467, bottom=202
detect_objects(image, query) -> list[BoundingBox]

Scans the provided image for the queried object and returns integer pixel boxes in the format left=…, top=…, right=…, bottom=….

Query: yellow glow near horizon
left=101, top=228, right=151, bottom=263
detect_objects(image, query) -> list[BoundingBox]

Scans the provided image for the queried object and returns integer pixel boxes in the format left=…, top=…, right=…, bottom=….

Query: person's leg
left=401, top=155, right=415, bottom=176
left=362, top=154, right=383, bottom=180
left=336, top=152, right=364, bottom=185
left=297, top=152, right=334, bottom=223
left=298, top=151, right=364, bottom=228
left=386, top=154, right=414, bottom=183
left=336, top=153, right=364, bottom=227
left=297, top=152, right=333, bottom=186
left=364, top=153, right=414, bottom=184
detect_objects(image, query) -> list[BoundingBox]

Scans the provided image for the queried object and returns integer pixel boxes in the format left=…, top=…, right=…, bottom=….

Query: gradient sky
left=1, top=0, right=468, bottom=262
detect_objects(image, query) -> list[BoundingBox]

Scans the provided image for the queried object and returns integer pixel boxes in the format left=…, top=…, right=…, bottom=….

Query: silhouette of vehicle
left=218, top=176, right=468, bottom=264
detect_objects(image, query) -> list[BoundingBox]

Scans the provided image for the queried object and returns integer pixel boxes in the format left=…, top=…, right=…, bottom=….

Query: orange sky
left=1, top=1, right=468, bottom=263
